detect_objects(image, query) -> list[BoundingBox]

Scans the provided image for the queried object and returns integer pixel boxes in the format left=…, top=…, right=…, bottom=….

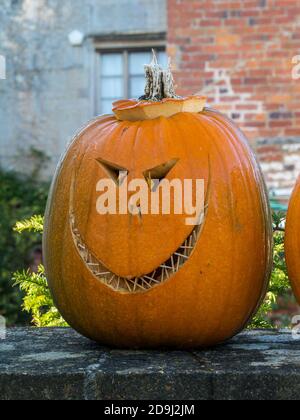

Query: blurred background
left=0, top=0, right=299, bottom=325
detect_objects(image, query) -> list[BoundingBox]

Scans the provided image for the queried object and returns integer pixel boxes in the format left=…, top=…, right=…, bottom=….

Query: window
left=98, top=49, right=167, bottom=115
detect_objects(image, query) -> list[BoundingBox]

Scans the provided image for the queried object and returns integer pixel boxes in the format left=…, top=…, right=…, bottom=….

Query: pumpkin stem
left=139, top=50, right=180, bottom=101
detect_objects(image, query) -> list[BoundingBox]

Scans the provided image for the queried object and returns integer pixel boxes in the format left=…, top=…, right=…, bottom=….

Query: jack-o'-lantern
left=285, top=177, right=300, bottom=304
left=43, top=53, right=273, bottom=348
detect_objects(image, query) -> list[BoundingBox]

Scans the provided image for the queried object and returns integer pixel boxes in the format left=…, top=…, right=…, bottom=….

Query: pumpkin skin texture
left=43, top=108, right=272, bottom=349
left=286, top=178, right=300, bottom=304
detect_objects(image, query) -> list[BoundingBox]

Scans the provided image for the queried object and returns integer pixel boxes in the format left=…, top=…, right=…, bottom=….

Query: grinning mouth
left=70, top=215, right=205, bottom=293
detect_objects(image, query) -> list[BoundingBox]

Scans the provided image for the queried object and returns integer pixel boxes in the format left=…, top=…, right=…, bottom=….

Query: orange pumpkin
left=43, top=55, right=272, bottom=348
left=285, top=177, right=300, bottom=303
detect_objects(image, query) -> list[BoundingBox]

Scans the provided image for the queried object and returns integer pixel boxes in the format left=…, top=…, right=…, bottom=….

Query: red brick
left=239, top=10, right=258, bottom=17
left=206, top=11, right=229, bottom=18
left=245, top=77, right=268, bottom=85
left=269, top=121, right=293, bottom=128
left=245, top=0, right=267, bottom=6
left=214, top=2, right=242, bottom=10
left=277, top=0, right=299, bottom=6
left=224, top=18, right=245, bottom=26
left=236, top=104, right=259, bottom=110
left=285, top=129, right=300, bottom=136
left=247, top=121, right=266, bottom=128
left=199, top=19, right=222, bottom=27
left=275, top=16, right=294, bottom=24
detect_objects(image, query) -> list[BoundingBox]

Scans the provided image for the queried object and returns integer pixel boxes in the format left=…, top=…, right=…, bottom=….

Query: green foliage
left=14, top=215, right=44, bottom=234
left=12, top=266, right=67, bottom=327
left=0, top=158, right=49, bottom=325
left=249, top=212, right=290, bottom=329
left=12, top=217, right=68, bottom=327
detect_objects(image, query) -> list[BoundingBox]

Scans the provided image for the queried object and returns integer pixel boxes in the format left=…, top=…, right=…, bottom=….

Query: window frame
left=93, top=38, right=166, bottom=115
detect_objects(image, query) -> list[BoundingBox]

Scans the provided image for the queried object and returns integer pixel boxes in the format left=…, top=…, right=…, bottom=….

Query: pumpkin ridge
left=181, top=110, right=272, bottom=337
left=200, top=110, right=273, bottom=332
left=186, top=112, right=241, bottom=336
left=286, top=179, right=300, bottom=304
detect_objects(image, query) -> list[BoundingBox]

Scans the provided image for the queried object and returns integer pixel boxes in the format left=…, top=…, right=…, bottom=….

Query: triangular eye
left=143, top=158, right=179, bottom=191
left=97, top=158, right=128, bottom=186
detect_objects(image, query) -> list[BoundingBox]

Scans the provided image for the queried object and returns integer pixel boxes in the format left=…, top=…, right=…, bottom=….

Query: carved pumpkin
left=43, top=54, right=272, bottom=348
left=285, top=178, right=300, bottom=303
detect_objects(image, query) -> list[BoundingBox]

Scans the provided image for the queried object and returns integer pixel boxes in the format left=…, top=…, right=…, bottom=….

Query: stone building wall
left=0, top=0, right=166, bottom=176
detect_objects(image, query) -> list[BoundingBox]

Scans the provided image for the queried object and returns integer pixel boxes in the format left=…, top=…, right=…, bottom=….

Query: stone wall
left=0, top=0, right=166, bottom=176
left=1, top=328, right=300, bottom=400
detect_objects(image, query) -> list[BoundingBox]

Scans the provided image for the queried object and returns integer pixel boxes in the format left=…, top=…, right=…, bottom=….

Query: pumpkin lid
left=112, top=51, right=206, bottom=122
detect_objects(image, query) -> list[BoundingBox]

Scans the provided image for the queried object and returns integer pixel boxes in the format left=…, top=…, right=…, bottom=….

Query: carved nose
left=128, top=194, right=142, bottom=217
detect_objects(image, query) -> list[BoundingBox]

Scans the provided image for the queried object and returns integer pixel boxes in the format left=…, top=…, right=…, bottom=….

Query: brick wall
left=167, top=0, right=300, bottom=204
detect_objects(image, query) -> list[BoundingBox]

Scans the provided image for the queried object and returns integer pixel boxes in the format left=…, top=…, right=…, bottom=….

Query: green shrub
left=0, top=156, right=49, bottom=325
left=13, top=265, right=67, bottom=327
left=12, top=216, right=67, bottom=327
left=13, top=212, right=291, bottom=329
left=249, top=212, right=289, bottom=328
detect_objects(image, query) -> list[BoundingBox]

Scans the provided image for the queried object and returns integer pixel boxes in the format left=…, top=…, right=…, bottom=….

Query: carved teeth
left=174, top=252, right=189, bottom=260
left=141, top=277, right=152, bottom=288
left=71, top=214, right=204, bottom=293
left=125, top=279, right=131, bottom=291
left=144, top=276, right=160, bottom=284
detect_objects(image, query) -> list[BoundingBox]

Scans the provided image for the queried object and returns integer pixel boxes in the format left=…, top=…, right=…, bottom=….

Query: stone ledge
left=0, top=328, right=299, bottom=400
